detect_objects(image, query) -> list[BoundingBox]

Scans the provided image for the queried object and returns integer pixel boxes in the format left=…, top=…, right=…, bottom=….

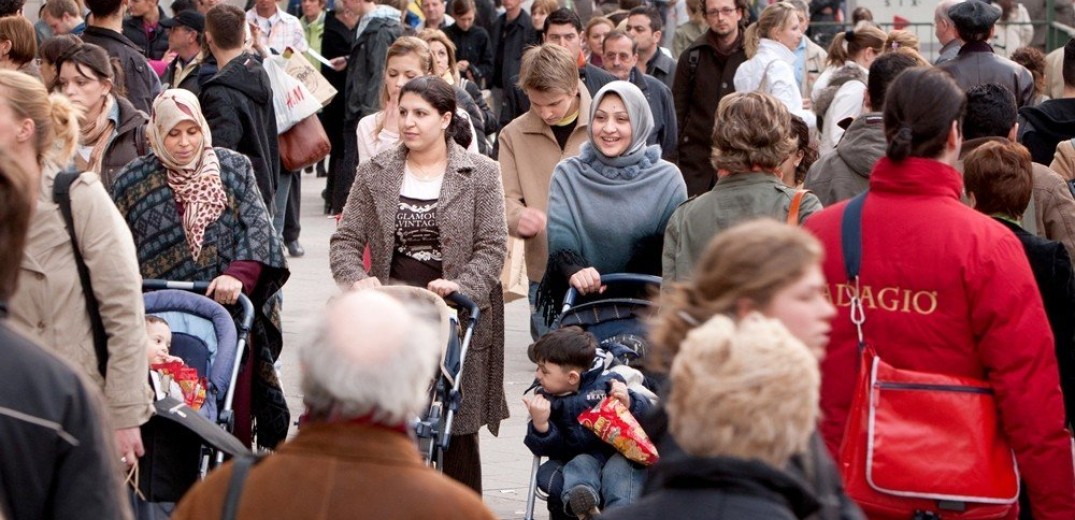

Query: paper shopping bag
left=284, top=47, right=337, bottom=107
left=500, top=237, right=528, bottom=302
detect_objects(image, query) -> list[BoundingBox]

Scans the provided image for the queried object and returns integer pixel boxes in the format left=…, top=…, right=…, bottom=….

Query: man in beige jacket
left=498, top=43, right=593, bottom=339
left=9, top=167, right=153, bottom=469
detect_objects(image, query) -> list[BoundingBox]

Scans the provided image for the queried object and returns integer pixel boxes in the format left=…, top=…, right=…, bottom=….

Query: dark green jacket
left=662, top=172, right=822, bottom=283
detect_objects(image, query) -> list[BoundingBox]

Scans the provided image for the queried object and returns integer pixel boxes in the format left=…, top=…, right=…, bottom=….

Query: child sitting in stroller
left=145, top=316, right=206, bottom=410
left=523, top=327, right=652, bottom=520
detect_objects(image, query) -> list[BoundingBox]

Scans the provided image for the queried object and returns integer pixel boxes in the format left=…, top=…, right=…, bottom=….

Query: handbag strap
left=840, top=192, right=868, bottom=346
left=221, top=454, right=267, bottom=520
left=786, top=189, right=809, bottom=225
left=53, top=169, right=109, bottom=378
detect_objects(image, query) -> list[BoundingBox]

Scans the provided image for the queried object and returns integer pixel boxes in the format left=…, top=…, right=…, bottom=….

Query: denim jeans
left=560, top=453, right=645, bottom=515
left=528, top=281, right=551, bottom=340
left=271, top=170, right=292, bottom=237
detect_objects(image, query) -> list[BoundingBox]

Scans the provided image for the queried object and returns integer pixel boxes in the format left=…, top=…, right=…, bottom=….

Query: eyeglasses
left=705, top=7, right=738, bottom=18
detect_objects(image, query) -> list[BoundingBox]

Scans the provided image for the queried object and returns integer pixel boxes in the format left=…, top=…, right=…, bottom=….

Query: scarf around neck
left=78, top=93, right=116, bottom=174
left=588, top=80, right=654, bottom=168
left=147, top=89, right=227, bottom=261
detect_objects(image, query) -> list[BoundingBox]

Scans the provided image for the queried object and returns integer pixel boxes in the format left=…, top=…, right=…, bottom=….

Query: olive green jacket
left=662, top=172, right=822, bottom=283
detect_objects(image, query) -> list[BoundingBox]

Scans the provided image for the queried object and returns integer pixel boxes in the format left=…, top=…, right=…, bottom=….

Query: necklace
left=407, top=158, right=445, bottom=181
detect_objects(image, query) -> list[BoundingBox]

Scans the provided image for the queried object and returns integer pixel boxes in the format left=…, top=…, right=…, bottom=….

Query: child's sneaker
left=566, top=485, right=601, bottom=520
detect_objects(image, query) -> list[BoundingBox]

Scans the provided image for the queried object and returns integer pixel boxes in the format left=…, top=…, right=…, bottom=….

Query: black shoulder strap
left=222, top=454, right=267, bottom=520
left=53, top=170, right=109, bottom=378
left=841, top=192, right=866, bottom=280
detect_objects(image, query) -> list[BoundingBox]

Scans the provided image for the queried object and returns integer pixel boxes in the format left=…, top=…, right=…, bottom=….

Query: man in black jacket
left=82, top=0, right=162, bottom=113
left=672, top=0, right=748, bottom=196
left=329, top=0, right=402, bottom=211
left=123, top=0, right=171, bottom=61
left=500, top=8, right=615, bottom=127
left=200, top=3, right=280, bottom=211
left=445, top=0, right=494, bottom=88
left=492, top=0, right=534, bottom=115
left=0, top=153, right=130, bottom=520
left=938, top=0, right=1035, bottom=107
left=160, top=10, right=204, bottom=95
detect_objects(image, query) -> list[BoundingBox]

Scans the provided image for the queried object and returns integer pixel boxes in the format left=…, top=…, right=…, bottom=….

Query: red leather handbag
left=837, top=194, right=1019, bottom=520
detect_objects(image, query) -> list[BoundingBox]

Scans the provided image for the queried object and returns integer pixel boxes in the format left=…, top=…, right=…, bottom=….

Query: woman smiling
left=536, top=81, right=687, bottom=322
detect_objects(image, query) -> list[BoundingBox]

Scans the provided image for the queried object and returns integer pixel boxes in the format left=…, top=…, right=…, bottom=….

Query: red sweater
left=804, top=157, right=1075, bottom=519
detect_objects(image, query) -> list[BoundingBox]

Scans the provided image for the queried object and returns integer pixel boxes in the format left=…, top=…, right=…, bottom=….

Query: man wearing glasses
left=671, top=0, right=748, bottom=196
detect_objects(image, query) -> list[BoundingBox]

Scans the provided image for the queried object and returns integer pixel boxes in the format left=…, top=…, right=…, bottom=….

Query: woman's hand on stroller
left=206, top=275, right=243, bottom=305
left=427, top=279, right=461, bottom=297
left=350, top=277, right=383, bottom=291
left=523, top=394, right=551, bottom=433
left=569, top=267, right=606, bottom=296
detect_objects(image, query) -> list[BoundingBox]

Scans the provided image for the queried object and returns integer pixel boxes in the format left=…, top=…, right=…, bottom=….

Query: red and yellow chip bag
left=152, top=360, right=208, bottom=410
left=577, top=396, right=659, bottom=466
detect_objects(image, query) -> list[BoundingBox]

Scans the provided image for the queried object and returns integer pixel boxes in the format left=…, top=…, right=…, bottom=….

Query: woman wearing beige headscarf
left=112, top=89, right=293, bottom=450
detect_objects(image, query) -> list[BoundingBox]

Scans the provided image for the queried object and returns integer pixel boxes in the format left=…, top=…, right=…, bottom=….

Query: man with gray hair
left=934, top=0, right=965, bottom=64
left=173, top=291, right=496, bottom=519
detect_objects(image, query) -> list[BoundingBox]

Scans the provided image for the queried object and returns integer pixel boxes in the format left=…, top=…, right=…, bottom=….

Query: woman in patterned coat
left=329, top=76, right=508, bottom=494
left=111, top=89, right=291, bottom=450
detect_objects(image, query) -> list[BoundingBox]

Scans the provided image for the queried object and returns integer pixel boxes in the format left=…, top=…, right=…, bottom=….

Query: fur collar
left=815, top=63, right=868, bottom=121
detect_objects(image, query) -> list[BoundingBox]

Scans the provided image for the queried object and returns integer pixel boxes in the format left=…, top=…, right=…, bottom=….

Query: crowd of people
left=3, top=0, right=1075, bottom=518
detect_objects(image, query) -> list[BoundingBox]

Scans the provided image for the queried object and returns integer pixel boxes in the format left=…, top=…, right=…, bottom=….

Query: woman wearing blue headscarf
left=537, top=81, right=687, bottom=323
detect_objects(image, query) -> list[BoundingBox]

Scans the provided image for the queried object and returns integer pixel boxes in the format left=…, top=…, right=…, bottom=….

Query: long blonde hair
left=417, top=29, right=459, bottom=85
left=650, top=219, right=824, bottom=372
left=744, top=2, right=799, bottom=58
left=374, top=37, right=434, bottom=137
left=0, top=70, right=79, bottom=167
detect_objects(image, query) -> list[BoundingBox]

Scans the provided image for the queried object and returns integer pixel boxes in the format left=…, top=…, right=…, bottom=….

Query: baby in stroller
left=145, top=316, right=206, bottom=411
left=523, top=326, right=653, bottom=520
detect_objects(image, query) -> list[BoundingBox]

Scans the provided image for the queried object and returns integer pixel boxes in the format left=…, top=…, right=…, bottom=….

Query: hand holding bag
left=837, top=193, right=1019, bottom=520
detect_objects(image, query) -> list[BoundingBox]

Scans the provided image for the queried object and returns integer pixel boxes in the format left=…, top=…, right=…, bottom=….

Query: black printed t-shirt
left=390, top=166, right=444, bottom=287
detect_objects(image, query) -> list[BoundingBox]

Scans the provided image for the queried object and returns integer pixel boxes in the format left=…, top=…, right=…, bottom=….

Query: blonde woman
left=733, top=2, right=815, bottom=129
left=356, top=36, right=479, bottom=164
left=643, top=219, right=858, bottom=520
left=812, top=22, right=886, bottom=152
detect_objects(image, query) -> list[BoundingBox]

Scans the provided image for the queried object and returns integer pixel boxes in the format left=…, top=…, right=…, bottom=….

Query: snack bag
left=152, top=360, right=208, bottom=410
left=577, top=396, right=659, bottom=466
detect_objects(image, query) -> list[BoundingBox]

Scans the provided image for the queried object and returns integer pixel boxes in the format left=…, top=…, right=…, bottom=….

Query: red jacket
left=804, top=157, right=1075, bottom=519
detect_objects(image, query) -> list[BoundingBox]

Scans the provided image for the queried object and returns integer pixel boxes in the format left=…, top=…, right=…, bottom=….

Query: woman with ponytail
left=802, top=66, right=1075, bottom=519
left=331, top=75, right=508, bottom=494
left=733, top=2, right=815, bottom=129
left=812, top=22, right=885, bottom=153
left=2, top=69, right=154, bottom=475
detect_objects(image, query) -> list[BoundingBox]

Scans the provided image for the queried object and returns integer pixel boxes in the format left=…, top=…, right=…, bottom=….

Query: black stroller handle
left=444, top=291, right=480, bottom=323
left=142, top=279, right=256, bottom=334
left=562, top=273, right=662, bottom=310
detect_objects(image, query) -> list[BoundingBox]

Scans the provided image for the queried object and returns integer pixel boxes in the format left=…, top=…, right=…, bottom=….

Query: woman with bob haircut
left=536, top=80, right=687, bottom=323
left=330, top=75, right=508, bottom=494
left=111, top=89, right=291, bottom=449
left=604, top=313, right=821, bottom=520
left=963, top=140, right=1075, bottom=427
left=0, top=69, right=153, bottom=474
left=643, top=219, right=858, bottom=520
left=0, top=15, right=40, bottom=79
left=662, top=91, right=822, bottom=283
left=734, top=2, right=815, bottom=129
left=54, top=42, right=148, bottom=190
left=802, top=66, right=1075, bottom=518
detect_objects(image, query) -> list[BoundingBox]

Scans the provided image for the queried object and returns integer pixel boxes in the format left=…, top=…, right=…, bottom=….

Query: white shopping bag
left=263, top=55, right=321, bottom=134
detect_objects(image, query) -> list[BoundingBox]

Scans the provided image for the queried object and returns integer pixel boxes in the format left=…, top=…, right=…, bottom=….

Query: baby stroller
left=524, top=273, right=662, bottom=520
left=134, top=279, right=253, bottom=515
left=372, top=286, right=480, bottom=471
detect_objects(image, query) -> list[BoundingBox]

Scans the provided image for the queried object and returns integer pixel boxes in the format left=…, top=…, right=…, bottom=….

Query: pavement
left=276, top=171, right=548, bottom=519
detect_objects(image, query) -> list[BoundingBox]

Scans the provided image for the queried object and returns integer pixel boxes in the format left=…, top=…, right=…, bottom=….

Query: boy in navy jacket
left=523, top=327, right=651, bottom=519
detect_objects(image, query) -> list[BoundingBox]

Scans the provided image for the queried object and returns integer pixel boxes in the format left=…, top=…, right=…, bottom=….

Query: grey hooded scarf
left=537, top=81, right=688, bottom=323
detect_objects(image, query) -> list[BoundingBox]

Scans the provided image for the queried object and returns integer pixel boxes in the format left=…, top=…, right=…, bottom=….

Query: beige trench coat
left=8, top=163, right=152, bottom=429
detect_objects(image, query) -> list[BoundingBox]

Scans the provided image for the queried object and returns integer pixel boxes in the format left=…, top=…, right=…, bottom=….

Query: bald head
left=301, top=290, right=440, bottom=425
left=325, top=291, right=410, bottom=365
